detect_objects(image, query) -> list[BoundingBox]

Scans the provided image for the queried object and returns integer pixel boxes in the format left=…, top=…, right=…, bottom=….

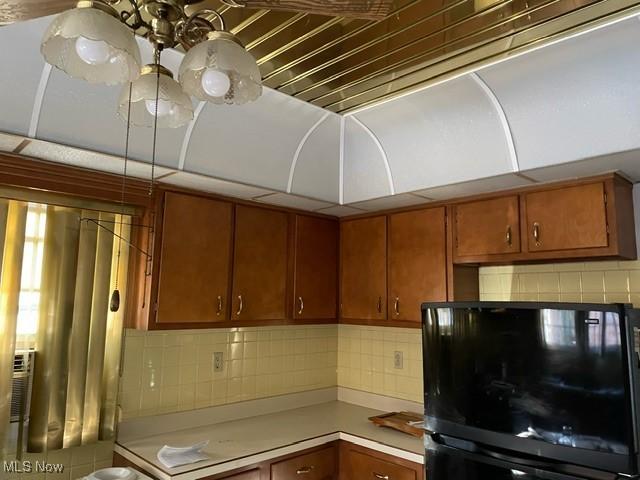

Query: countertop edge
left=115, top=431, right=424, bottom=480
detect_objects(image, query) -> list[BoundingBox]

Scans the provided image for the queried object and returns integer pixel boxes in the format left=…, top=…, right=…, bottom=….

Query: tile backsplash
left=119, top=258, right=640, bottom=419
left=479, top=259, right=640, bottom=305
left=119, top=325, right=338, bottom=419
left=337, top=325, right=423, bottom=404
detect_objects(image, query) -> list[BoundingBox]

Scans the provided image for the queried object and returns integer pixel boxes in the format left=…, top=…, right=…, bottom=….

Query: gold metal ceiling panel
left=7, top=0, right=636, bottom=112
left=193, top=0, right=639, bottom=113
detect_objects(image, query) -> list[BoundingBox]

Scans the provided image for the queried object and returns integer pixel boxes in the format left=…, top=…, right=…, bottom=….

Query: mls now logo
left=3, top=460, right=65, bottom=473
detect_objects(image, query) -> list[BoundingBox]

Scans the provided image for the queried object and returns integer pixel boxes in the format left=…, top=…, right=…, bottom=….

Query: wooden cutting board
left=368, top=411, right=424, bottom=438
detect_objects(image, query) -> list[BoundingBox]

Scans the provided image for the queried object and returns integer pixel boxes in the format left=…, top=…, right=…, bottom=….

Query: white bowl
left=88, top=468, right=138, bottom=480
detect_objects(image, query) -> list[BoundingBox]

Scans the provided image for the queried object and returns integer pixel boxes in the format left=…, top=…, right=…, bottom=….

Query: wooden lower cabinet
left=218, top=469, right=262, bottom=480
left=339, top=442, right=424, bottom=480
left=115, top=441, right=421, bottom=480
left=271, top=444, right=338, bottom=480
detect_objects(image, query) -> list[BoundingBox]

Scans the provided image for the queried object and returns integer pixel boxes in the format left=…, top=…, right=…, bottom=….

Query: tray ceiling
left=1, top=9, right=640, bottom=215
left=4, top=0, right=640, bottom=113
left=193, top=0, right=640, bottom=113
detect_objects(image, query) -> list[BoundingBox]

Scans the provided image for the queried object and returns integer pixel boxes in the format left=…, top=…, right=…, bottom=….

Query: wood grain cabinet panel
left=156, top=192, right=233, bottom=324
left=388, top=208, right=447, bottom=322
left=271, top=445, right=337, bottom=480
left=524, top=182, right=608, bottom=252
left=294, top=215, right=338, bottom=321
left=453, top=195, right=521, bottom=259
left=340, top=216, right=387, bottom=321
left=339, top=442, right=423, bottom=480
left=218, top=469, right=262, bottom=480
left=232, top=205, right=289, bottom=321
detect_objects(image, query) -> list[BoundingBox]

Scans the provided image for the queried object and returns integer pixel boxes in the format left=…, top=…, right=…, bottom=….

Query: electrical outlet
left=394, top=351, right=403, bottom=369
left=213, top=352, right=224, bottom=372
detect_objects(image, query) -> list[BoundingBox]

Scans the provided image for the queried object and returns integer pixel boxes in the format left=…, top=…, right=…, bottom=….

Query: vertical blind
left=0, top=198, right=131, bottom=456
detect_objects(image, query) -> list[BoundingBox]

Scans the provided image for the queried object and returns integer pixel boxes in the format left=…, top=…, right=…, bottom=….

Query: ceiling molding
left=470, top=72, right=520, bottom=172
left=28, top=63, right=52, bottom=138
left=286, top=111, right=331, bottom=193
left=179, top=101, right=206, bottom=171
left=339, top=116, right=345, bottom=205
left=350, top=116, right=394, bottom=196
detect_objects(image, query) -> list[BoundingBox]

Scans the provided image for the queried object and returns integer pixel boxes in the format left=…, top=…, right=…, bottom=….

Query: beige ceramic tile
left=581, top=272, right=605, bottom=293
left=603, top=271, right=629, bottom=293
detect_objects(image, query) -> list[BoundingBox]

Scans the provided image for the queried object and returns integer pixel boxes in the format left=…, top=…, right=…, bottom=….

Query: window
left=0, top=194, right=133, bottom=455
left=16, top=203, right=47, bottom=346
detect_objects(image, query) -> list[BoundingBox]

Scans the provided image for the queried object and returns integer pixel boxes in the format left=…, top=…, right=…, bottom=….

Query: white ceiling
left=1, top=12, right=640, bottom=217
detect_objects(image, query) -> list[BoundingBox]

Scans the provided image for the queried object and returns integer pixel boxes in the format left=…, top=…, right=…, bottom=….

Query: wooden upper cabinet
left=232, top=205, right=289, bottom=321
left=524, top=182, right=608, bottom=252
left=388, top=208, right=447, bottom=322
left=156, top=192, right=232, bottom=325
left=453, top=195, right=521, bottom=260
left=294, top=215, right=338, bottom=321
left=340, top=216, right=387, bottom=321
left=451, top=175, right=636, bottom=264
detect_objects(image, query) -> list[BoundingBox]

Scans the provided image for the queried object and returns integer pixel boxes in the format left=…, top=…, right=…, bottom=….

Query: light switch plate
left=213, top=352, right=224, bottom=372
left=394, top=351, right=403, bottom=369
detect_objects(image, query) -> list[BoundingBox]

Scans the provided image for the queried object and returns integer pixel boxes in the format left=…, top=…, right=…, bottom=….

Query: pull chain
left=110, top=80, right=133, bottom=313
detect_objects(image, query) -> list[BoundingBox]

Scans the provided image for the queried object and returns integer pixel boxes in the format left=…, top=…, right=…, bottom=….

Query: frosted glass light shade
left=179, top=31, right=262, bottom=105
left=41, top=4, right=141, bottom=85
left=119, top=65, right=193, bottom=129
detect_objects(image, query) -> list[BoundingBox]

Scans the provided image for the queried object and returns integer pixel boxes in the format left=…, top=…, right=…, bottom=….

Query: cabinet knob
left=505, top=225, right=512, bottom=247
left=377, top=296, right=382, bottom=313
left=533, top=222, right=541, bottom=246
left=296, top=466, right=314, bottom=475
left=394, top=297, right=400, bottom=316
left=236, top=295, right=243, bottom=316
left=216, top=295, right=223, bottom=316
left=297, top=296, right=304, bottom=316
left=373, top=474, right=390, bottom=480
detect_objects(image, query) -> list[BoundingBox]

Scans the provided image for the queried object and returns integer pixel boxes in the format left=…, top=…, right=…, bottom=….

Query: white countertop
left=116, top=401, right=425, bottom=480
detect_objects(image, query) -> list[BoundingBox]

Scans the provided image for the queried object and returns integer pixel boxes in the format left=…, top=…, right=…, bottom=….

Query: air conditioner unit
left=7, top=350, right=35, bottom=458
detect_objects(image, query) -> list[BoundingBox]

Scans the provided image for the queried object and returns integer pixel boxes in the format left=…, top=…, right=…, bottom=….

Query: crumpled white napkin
left=157, top=440, right=210, bottom=469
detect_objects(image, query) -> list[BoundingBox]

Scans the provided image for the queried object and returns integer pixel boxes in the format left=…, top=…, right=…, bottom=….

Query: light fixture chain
left=149, top=48, right=162, bottom=197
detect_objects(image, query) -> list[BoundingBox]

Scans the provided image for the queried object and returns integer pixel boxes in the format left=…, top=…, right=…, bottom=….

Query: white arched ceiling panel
left=0, top=17, right=50, bottom=136
left=37, top=70, right=186, bottom=169
left=478, top=17, right=640, bottom=170
left=184, top=88, right=329, bottom=192
left=343, top=116, right=392, bottom=204
left=352, top=75, right=513, bottom=195
left=289, top=113, right=341, bottom=203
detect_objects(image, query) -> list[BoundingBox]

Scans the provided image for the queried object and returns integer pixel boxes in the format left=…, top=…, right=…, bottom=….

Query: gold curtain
left=0, top=200, right=28, bottom=457
left=28, top=207, right=130, bottom=452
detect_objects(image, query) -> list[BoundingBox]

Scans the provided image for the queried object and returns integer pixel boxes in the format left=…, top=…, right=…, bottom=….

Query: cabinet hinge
left=606, top=223, right=610, bottom=235
left=604, top=192, right=608, bottom=205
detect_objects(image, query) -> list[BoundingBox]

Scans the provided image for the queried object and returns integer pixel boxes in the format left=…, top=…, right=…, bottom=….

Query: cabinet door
left=340, top=216, right=387, bottom=321
left=217, top=469, right=261, bottom=480
left=156, top=192, right=232, bottom=324
left=524, top=182, right=608, bottom=252
left=294, top=216, right=338, bottom=320
left=339, top=443, right=422, bottom=480
left=454, top=196, right=520, bottom=258
left=271, top=445, right=337, bottom=480
left=388, top=208, right=446, bottom=322
left=232, top=205, right=289, bottom=321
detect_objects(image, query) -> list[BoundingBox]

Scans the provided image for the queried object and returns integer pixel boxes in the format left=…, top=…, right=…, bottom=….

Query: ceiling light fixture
left=41, top=1, right=142, bottom=85
left=41, top=0, right=262, bottom=128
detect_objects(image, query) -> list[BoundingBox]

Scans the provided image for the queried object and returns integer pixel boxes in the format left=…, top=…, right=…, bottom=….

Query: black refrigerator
left=422, top=302, right=640, bottom=480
